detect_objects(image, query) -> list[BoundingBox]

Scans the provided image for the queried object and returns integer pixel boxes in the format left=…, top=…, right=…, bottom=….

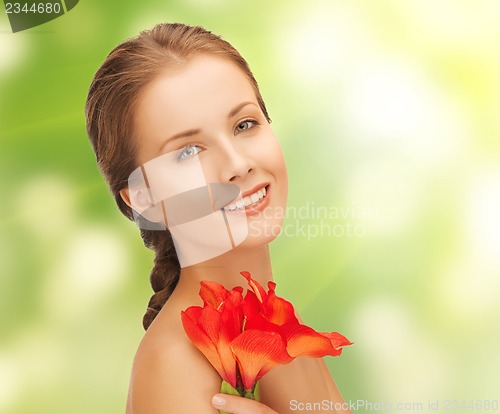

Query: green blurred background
left=1, top=1, right=500, bottom=413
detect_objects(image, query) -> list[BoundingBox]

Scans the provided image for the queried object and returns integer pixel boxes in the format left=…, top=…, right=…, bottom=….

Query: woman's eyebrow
left=228, top=101, right=258, bottom=117
left=160, top=102, right=258, bottom=152
left=162, top=128, right=201, bottom=148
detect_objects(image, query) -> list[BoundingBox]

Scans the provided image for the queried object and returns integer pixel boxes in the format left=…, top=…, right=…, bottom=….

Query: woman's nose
left=218, top=141, right=254, bottom=182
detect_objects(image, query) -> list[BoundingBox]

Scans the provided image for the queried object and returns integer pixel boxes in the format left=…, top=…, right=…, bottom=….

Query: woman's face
left=124, top=55, right=288, bottom=265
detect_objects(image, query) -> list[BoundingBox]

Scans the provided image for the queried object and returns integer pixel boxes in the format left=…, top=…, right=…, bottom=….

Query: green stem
left=218, top=380, right=260, bottom=414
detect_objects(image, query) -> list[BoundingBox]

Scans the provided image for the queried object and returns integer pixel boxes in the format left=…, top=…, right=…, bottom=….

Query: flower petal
left=281, top=323, right=352, bottom=358
left=242, top=290, right=263, bottom=321
left=231, top=329, right=292, bottom=390
left=241, top=271, right=267, bottom=303
left=198, top=306, right=222, bottom=342
left=265, top=281, right=299, bottom=325
left=244, top=312, right=280, bottom=334
left=181, top=309, right=228, bottom=380
left=181, top=307, right=238, bottom=387
left=321, top=331, right=354, bottom=349
left=200, top=281, right=229, bottom=308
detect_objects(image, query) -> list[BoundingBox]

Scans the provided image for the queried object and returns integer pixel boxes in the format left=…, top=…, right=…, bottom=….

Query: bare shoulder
left=126, top=301, right=221, bottom=414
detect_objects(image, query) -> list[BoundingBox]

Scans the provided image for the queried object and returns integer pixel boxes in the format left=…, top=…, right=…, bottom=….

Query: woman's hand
left=212, top=394, right=279, bottom=414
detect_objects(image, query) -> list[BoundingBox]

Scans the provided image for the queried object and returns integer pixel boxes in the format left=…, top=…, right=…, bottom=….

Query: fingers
left=212, top=394, right=278, bottom=414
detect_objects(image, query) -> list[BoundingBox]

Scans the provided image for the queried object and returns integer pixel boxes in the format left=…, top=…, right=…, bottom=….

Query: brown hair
left=85, top=23, right=270, bottom=330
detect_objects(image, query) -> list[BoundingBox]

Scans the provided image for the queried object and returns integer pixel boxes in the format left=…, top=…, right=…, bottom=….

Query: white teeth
left=223, top=186, right=268, bottom=211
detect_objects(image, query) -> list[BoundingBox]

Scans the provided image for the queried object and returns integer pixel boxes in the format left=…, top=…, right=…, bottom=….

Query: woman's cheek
left=254, top=132, right=284, bottom=166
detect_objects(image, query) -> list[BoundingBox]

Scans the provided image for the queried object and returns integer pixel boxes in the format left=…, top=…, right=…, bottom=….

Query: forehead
left=134, top=55, right=257, bottom=138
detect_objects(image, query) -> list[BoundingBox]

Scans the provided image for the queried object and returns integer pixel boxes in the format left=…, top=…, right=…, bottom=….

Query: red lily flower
left=181, top=272, right=352, bottom=394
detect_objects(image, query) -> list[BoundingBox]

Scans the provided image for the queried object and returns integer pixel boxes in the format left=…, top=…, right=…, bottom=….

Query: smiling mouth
left=223, top=185, right=269, bottom=212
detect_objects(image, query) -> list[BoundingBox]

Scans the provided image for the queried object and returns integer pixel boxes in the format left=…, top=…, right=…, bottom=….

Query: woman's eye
left=177, top=144, right=202, bottom=161
left=235, top=119, right=257, bottom=133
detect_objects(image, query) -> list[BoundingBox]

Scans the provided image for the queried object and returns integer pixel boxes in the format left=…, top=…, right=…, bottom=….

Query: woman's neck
left=174, top=244, right=273, bottom=305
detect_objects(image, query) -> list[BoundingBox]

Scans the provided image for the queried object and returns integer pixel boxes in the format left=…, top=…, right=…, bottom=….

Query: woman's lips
left=223, top=184, right=270, bottom=216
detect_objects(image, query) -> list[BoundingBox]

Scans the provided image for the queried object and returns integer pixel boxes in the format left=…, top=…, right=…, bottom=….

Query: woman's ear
left=120, top=187, right=152, bottom=211
left=119, top=188, right=132, bottom=209
left=120, top=187, right=165, bottom=224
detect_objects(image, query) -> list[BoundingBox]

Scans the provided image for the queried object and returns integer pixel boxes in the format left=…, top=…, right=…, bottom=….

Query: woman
left=85, top=22, right=350, bottom=413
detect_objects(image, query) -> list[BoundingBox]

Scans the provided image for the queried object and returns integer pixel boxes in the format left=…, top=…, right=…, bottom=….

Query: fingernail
left=212, top=394, right=226, bottom=407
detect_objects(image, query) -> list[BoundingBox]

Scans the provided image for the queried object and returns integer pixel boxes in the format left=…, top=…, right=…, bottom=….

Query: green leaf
left=220, top=380, right=241, bottom=397
left=218, top=380, right=260, bottom=413
left=219, top=380, right=241, bottom=414
left=254, top=381, right=260, bottom=402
